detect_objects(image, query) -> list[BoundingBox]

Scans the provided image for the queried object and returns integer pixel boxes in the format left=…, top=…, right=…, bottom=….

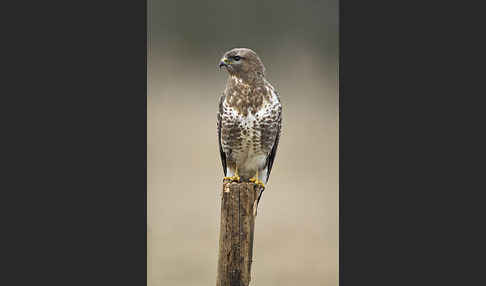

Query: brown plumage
left=217, top=48, right=282, bottom=193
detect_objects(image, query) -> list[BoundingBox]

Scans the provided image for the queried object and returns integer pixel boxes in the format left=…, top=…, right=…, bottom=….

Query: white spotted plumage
left=220, top=87, right=281, bottom=181
left=217, top=47, right=282, bottom=193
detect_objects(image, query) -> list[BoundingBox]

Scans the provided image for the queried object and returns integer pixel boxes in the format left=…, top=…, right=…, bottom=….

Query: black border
left=340, top=0, right=483, bottom=284
left=5, top=1, right=147, bottom=284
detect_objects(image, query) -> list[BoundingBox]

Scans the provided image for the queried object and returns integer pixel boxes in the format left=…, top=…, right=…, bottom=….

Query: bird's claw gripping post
left=224, top=175, right=241, bottom=182
left=249, top=170, right=265, bottom=188
left=249, top=177, right=265, bottom=188
left=223, top=168, right=240, bottom=183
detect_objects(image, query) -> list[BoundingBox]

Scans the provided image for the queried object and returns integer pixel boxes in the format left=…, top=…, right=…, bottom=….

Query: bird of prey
left=217, top=48, right=282, bottom=196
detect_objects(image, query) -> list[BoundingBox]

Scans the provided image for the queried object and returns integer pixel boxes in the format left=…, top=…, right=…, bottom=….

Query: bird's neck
left=225, top=75, right=268, bottom=117
left=228, top=71, right=263, bottom=85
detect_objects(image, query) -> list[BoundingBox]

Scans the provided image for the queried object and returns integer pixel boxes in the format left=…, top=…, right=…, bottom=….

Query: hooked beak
left=218, top=57, right=230, bottom=70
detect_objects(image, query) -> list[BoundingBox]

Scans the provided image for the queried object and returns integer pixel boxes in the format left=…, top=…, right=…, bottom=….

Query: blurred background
left=148, top=0, right=338, bottom=285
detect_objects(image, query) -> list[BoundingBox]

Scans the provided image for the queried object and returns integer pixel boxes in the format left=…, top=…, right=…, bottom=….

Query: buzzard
left=217, top=48, right=282, bottom=196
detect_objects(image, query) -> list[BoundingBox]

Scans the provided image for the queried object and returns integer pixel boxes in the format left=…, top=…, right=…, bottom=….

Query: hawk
left=217, top=48, right=282, bottom=198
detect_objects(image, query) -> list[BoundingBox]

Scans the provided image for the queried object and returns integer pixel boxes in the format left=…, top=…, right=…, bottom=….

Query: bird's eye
left=233, top=56, right=241, bottom=61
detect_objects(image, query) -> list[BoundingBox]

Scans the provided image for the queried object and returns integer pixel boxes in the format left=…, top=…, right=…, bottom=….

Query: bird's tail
left=256, top=187, right=264, bottom=207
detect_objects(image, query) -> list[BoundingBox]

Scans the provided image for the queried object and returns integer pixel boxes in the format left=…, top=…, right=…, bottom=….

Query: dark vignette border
left=340, top=0, right=480, bottom=285
left=5, top=1, right=147, bottom=285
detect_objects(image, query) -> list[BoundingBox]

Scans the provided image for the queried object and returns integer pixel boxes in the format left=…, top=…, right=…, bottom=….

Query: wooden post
left=216, top=181, right=264, bottom=286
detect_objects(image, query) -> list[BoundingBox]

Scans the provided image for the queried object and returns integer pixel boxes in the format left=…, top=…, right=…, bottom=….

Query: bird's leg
left=249, top=170, right=257, bottom=183
left=224, top=166, right=240, bottom=182
left=249, top=169, right=265, bottom=188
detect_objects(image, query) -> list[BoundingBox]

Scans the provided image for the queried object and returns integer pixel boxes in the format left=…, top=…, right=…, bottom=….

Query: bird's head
left=219, top=48, right=265, bottom=80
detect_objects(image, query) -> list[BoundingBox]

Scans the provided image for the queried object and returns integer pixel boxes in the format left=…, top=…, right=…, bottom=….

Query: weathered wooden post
left=216, top=181, right=264, bottom=286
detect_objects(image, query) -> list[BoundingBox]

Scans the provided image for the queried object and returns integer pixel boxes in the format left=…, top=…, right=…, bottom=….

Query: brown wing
left=257, top=102, right=281, bottom=207
left=217, top=94, right=227, bottom=176
left=265, top=102, right=282, bottom=183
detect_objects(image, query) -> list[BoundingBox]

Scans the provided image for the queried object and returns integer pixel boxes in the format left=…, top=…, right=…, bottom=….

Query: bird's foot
left=249, top=177, right=265, bottom=188
left=224, top=175, right=240, bottom=183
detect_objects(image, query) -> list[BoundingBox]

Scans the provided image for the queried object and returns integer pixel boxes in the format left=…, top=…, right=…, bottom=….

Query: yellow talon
left=224, top=175, right=240, bottom=182
left=223, top=167, right=240, bottom=182
left=250, top=170, right=265, bottom=188
left=255, top=180, right=265, bottom=188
